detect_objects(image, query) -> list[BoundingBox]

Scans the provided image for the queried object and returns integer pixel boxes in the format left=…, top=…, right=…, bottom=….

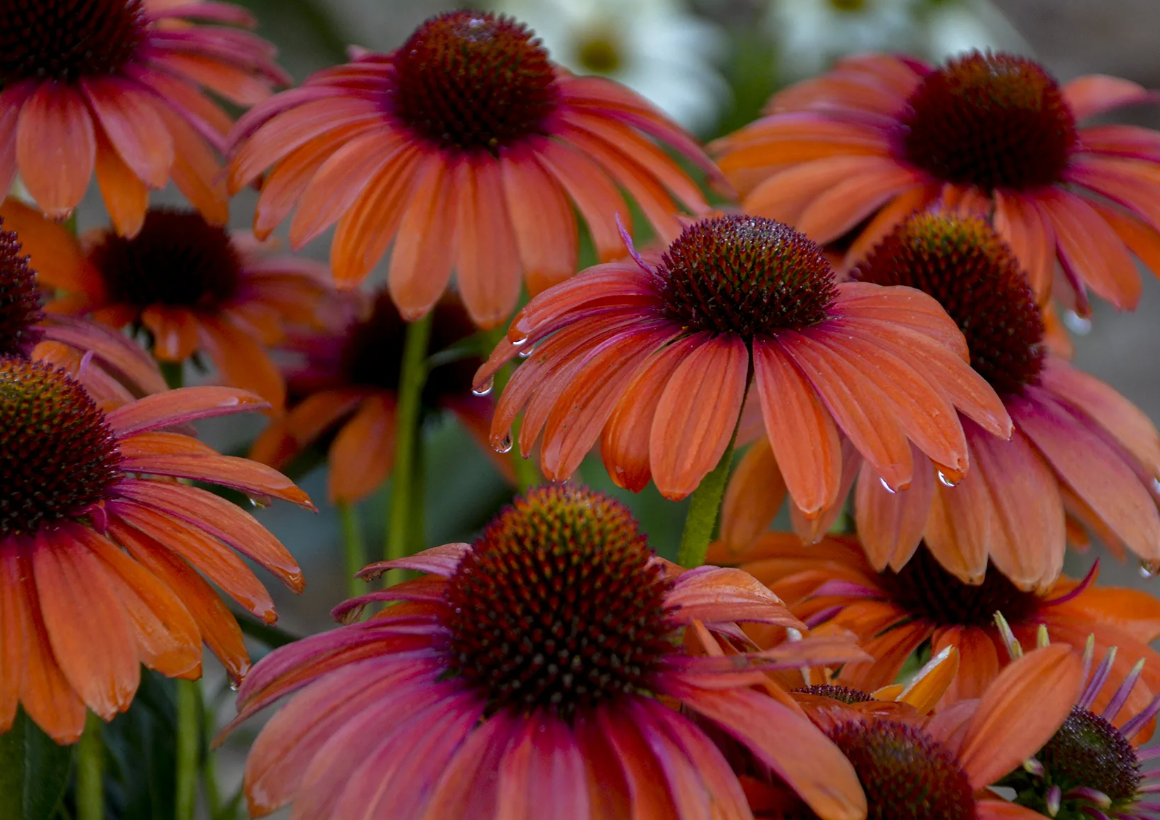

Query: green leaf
left=0, top=709, right=75, bottom=820
left=99, top=670, right=179, bottom=820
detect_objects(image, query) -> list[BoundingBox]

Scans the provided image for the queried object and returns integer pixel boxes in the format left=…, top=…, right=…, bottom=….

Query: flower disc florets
left=828, top=719, right=976, bottom=820
left=0, top=0, right=146, bottom=83
left=886, top=546, right=1037, bottom=628
left=387, top=11, right=559, bottom=153
left=658, top=215, right=838, bottom=337
left=90, top=209, right=242, bottom=310
left=900, top=51, right=1078, bottom=191
left=442, top=485, right=674, bottom=720
left=0, top=223, right=44, bottom=358
left=793, top=685, right=875, bottom=705
left=853, top=211, right=1045, bottom=395
left=1038, top=707, right=1141, bottom=805
left=0, top=357, right=122, bottom=537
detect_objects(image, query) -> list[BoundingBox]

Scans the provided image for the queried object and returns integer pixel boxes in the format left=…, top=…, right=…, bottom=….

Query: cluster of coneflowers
left=4, top=2, right=1160, bottom=820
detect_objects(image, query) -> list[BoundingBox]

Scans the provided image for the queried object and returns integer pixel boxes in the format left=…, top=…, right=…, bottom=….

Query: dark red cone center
left=442, top=485, right=674, bottom=719
left=658, top=215, right=838, bottom=338
left=0, top=0, right=146, bottom=83
left=387, top=11, right=559, bottom=154
left=0, top=357, right=122, bottom=537
left=900, top=51, right=1078, bottom=191
left=853, top=210, right=1045, bottom=396
left=0, top=222, right=45, bottom=359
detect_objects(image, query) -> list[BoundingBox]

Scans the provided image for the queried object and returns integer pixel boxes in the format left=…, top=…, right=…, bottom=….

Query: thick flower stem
left=338, top=501, right=366, bottom=598
left=175, top=679, right=201, bottom=820
left=76, top=712, right=104, bottom=820
left=676, top=441, right=736, bottom=569
left=385, top=313, right=433, bottom=585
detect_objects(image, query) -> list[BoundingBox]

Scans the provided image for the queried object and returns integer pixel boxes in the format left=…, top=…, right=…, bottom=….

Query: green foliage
left=0, top=710, right=74, bottom=820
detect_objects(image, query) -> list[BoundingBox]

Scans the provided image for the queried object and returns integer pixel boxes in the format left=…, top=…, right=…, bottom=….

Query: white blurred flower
left=925, top=0, right=1029, bottom=60
left=489, top=0, right=730, bottom=133
left=769, top=0, right=925, bottom=79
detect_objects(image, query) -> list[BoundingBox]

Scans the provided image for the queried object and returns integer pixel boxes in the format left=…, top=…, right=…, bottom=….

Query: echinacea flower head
left=714, top=50, right=1160, bottom=314
left=744, top=645, right=1084, bottom=820
left=225, top=485, right=872, bottom=820
left=477, top=214, right=1010, bottom=506
left=709, top=534, right=1160, bottom=708
left=1006, top=645, right=1160, bottom=820
left=0, top=206, right=166, bottom=404
left=226, top=10, right=721, bottom=328
left=0, top=355, right=313, bottom=743
left=21, top=205, right=331, bottom=408
left=251, top=291, right=511, bottom=504
left=722, top=209, right=1160, bottom=589
left=0, top=0, right=288, bottom=233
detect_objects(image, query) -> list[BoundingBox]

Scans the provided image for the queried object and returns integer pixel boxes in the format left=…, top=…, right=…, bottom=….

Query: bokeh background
left=90, top=1, right=1158, bottom=814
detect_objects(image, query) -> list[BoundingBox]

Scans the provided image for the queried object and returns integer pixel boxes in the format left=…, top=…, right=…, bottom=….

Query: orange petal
left=32, top=528, right=139, bottom=720
left=15, top=83, right=96, bottom=217
left=112, top=521, right=251, bottom=684
left=720, top=437, right=788, bottom=553
left=955, top=644, right=1083, bottom=789
left=536, top=139, right=629, bottom=263
left=649, top=335, right=748, bottom=500
left=387, top=155, right=460, bottom=319
left=14, top=550, right=86, bottom=744
left=501, top=147, right=579, bottom=295
left=752, top=337, right=842, bottom=518
left=82, top=78, right=174, bottom=189
left=140, top=305, right=199, bottom=361
left=75, top=527, right=202, bottom=678
left=601, top=334, right=704, bottom=493
left=855, top=448, right=933, bottom=572
left=94, top=124, right=149, bottom=237
left=197, top=314, right=286, bottom=409
left=153, top=103, right=228, bottom=226
left=0, top=198, right=98, bottom=293
left=779, top=330, right=913, bottom=491
left=455, top=156, right=522, bottom=329
left=0, top=545, right=29, bottom=731
left=925, top=473, right=993, bottom=586
left=1063, top=75, right=1158, bottom=121
left=898, top=645, right=960, bottom=715
left=328, top=395, right=396, bottom=504
left=931, top=625, right=998, bottom=705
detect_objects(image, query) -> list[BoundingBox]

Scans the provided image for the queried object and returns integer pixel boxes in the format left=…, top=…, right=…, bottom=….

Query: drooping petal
left=32, top=527, right=139, bottom=720
left=387, top=155, right=460, bottom=320
left=82, top=78, right=175, bottom=189
left=15, top=83, right=96, bottom=217
left=953, top=645, right=1083, bottom=789
left=106, top=386, right=268, bottom=436
left=328, top=395, right=396, bottom=504
left=455, top=156, right=522, bottom=328
left=650, top=334, right=749, bottom=501
left=855, top=447, right=934, bottom=572
left=602, top=334, right=706, bottom=493
left=720, top=437, right=788, bottom=553
left=501, top=146, right=580, bottom=295
left=753, top=337, right=842, bottom=519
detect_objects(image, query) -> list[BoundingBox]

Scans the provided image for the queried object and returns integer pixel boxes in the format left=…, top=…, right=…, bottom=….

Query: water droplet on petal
left=1063, top=310, right=1092, bottom=335
left=937, top=470, right=958, bottom=488
left=518, top=344, right=536, bottom=359
left=494, top=433, right=513, bottom=454
left=228, top=678, right=241, bottom=692
left=879, top=477, right=896, bottom=494
left=509, top=329, right=529, bottom=347
left=472, top=376, right=494, bottom=396
left=1140, top=559, right=1160, bottom=579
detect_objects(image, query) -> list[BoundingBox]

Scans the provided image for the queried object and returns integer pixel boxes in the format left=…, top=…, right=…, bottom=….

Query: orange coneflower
left=223, top=485, right=870, bottom=820
left=1005, top=643, right=1160, bottom=820
left=476, top=214, right=1010, bottom=507
left=714, top=50, right=1160, bottom=314
left=743, top=646, right=1084, bottom=820
left=9, top=202, right=332, bottom=408
left=0, top=0, right=288, bottom=234
left=709, top=534, right=1160, bottom=707
left=0, top=355, right=313, bottom=743
left=226, top=10, right=721, bottom=328
left=0, top=212, right=166, bottom=405
left=251, top=291, right=512, bottom=505
left=721, top=210, right=1160, bottom=591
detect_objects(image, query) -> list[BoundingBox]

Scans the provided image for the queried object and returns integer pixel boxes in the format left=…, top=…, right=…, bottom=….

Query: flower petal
left=16, top=83, right=96, bottom=217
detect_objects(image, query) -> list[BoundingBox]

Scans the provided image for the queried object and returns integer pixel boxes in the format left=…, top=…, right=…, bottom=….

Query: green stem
left=676, top=441, right=737, bottom=569
left=76, top=712, right=104, bottom=820
left=175, top=679, right=201, bottom=820
left=159, top=360, right=184, bottom=390
left=384, top=313, right=432, bottom=586
left=337, top=500, right=366, bottom=599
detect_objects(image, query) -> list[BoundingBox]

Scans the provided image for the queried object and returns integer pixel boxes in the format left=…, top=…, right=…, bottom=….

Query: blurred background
left=99, top=0, right=1157, bottom=814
